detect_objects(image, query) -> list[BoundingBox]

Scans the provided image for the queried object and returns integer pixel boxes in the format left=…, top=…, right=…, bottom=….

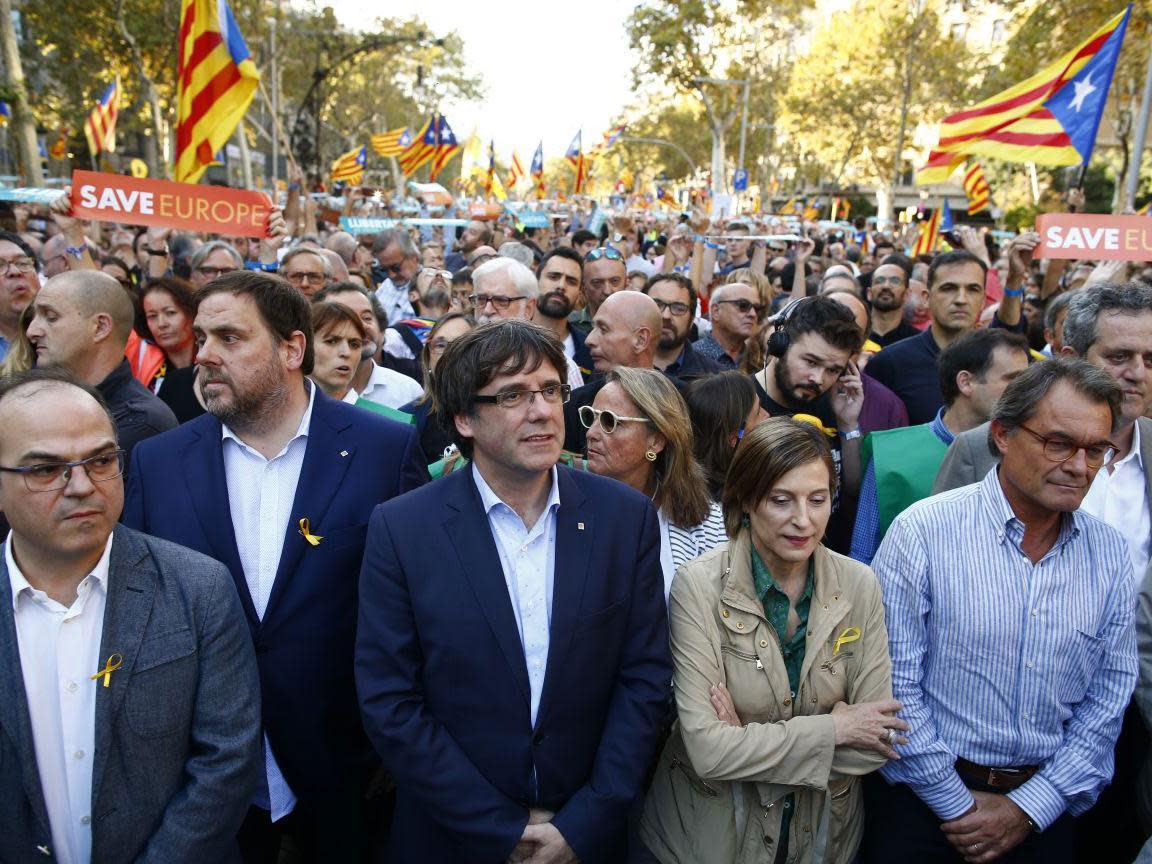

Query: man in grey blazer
left=0, top=369, right=260, bottom=864
left=934, top=283, right=1152, bottom=861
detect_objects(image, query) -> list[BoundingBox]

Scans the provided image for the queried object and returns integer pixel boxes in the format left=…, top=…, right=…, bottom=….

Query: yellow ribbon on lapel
left=91, top=653, right=123, bottom=688
left=833, top=627, right=861, bottom=655
left=298, top=517, right=323, bottom=546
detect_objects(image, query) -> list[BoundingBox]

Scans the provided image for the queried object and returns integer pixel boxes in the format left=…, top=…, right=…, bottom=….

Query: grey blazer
left=0, top=525, right=261, bottom=863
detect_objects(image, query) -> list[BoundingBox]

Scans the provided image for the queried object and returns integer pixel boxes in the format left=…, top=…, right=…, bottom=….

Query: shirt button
left=1026, top=662, right=1033, bottom=669
left=80, top=815, right=91, bottom=825
left=73, top=750, right=84, bottom=760
left=1031, top=610, right=1038, bottom=617
left=65, top=682, right=78, bottom=693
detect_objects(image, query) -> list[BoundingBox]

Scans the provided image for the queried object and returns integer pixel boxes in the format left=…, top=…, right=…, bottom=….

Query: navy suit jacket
left=123, top=390, right=428, bottom=802
left=356, top=465, right=672, bottom=864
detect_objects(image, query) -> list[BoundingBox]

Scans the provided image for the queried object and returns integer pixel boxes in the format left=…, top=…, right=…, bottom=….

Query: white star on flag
left=1069, top=72, right=1097, bottom=113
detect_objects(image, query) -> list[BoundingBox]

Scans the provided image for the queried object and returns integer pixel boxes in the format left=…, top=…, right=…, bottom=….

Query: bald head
left=586, top=291, right=663, bottom=371
left=48, top=271, right=135, bottom=342
left=324, top=231, right=359, bottom=264
left=318, top=248, right=350, bottom=282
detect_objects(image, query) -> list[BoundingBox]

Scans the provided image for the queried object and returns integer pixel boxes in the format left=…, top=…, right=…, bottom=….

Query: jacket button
left=532, top=732, right=545, bottom=745
left=804, top=825, right=812, bottom=833
left=783, top=698, right=792, bottom=706
left=736, top=622, right=744, bottom=629
left=255, top=643, right=268, bottom=655
left=760, top=639, right=768, bottom=647
left=812, top=697, right=818, bottom=703
left=721, top=609, right=730, bottom=618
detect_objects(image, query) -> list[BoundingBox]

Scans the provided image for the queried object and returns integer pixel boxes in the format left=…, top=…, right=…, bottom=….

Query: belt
left=954, top=758, right=1038, bottom=791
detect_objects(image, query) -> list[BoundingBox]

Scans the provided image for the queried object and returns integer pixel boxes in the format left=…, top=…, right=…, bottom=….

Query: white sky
left=321, top=0, right=637, bottom=160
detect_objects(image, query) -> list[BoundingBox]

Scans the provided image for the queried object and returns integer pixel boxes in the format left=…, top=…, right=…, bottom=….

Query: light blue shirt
left=874, top=468, right=1137, bottom=829
left=374, top=278, right=415, bottom=326
left=221, top=381, right=316, bottom=821
left=0, top=333, right=9, bottom=362
left=473, top=464, right=560, bottom=728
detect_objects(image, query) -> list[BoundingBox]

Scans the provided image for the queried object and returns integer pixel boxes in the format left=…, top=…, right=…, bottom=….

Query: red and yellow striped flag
left=398, top=116, right=437, bottom=177
left=330, top=145, right=366, bottom=185
left=506, top=151, right=525, bottom=189
left=911, top=208, right=942, bottom=256
left=917, top=8, right=1129, bottom=185
left=963, top=162, right=992, bottom=214
left=85, top=80, right=119, bottom=157
left=371, top=127, right=412, bottom=158
left=175, top=0, right=260, bottom=184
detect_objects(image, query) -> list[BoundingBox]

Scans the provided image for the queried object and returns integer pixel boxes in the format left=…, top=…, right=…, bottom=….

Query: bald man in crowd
left=25, top=270, right=176, bottom=456
left=563, top=291, right=664, bottom=452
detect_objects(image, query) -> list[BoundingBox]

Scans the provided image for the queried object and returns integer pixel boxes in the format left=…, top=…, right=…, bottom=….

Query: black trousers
left=860, top=774, right=1075, bottom=864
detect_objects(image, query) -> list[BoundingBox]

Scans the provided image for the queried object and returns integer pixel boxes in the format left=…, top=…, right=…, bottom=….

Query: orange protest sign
left=1036, top=213, right=1152, bottom=261
left=71, top=170, right=271, bottom=237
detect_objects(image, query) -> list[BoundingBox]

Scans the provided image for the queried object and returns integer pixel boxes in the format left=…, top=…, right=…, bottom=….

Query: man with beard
left=749, top=295, right=865, bottom=550
left=0, top=231, right=39, bottom=362
left=444, top=220, right=494, bottom=273
left=534, top=248, right=595, bottom=377
left=124, top=271, right=428, bottom=863
left=641, top=272, right=722, bottom=380
left=867, top=255, right=920, bottom=347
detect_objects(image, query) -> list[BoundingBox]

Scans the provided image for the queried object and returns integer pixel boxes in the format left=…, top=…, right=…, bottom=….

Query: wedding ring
left=886, top=729, right=898, bottom=746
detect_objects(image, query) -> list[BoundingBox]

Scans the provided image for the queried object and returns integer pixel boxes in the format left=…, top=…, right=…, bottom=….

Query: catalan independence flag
left=399, top=116, right=437, bottom=176
left=372, top=127, right=412, bottom=158
left=331, top=145, right=367, bottom=185
left=566, top=131, right=587, bottom=194
left=964, top=162, right=992, bottom=214
left=484, top=140, right=496, bottom=195
left=911, top=205, right=943, bottom=256
left=917, top=7, right=1130, bottom=185
left=175, top=0, right=260, bottom=184
left=85, top=80, right=120, bottom=156
left=531, top=141, right=545, bottom=200
left=506, top=151, right=525, bottom=189
left=429, top=116, right=460, bottom=182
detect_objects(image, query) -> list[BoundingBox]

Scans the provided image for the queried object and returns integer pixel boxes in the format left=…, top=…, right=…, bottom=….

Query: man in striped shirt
left=864, top=358, right=1136, bottom=864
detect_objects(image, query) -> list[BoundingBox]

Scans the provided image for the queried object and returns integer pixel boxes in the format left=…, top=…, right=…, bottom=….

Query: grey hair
left=1043, top=291, right=1074, bottom=333
left=1063, top=282, right=1152, bottom=355
left=189, top=240, right=244, bottom=272
left=986, top=356, right=1122, bottom=456
left=281, top=245, right=332, bottom=277
left=473, top=256, right=539, bottom=299
left=498, top=241, right=535, bottom=269
left=372, top=227, right=417, bottom=258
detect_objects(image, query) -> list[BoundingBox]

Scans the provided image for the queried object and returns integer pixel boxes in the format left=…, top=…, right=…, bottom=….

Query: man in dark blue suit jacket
left=124, top=271, right=427, bottom=862
left=356, top=320, right=671, bottom=864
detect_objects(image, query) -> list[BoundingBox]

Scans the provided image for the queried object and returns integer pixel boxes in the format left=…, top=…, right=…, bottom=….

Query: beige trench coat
left=639, top=531, right=893, bottom=864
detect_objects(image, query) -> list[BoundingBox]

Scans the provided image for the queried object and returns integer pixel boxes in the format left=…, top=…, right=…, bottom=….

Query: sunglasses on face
left=578, top=405, right=652, bottom=434
left=585, top=246, right=624, bottom=262
left=713, top=299, right=765, bottom=316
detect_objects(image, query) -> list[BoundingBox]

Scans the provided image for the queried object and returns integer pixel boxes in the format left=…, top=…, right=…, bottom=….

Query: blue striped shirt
left=873, top=468, right=1137, bottom=829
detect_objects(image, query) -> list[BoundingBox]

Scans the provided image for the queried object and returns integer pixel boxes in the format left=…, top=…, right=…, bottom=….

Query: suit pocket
left=125, top=630, right=197, bottom=738
left=575, top=599, right=626, bottom=633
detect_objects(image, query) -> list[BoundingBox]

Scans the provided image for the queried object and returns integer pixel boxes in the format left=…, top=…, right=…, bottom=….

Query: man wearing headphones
left=751, top=295, right=867, bottom=552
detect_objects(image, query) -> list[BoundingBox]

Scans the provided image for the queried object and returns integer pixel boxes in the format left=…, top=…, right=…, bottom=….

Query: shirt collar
left=7, top=530, right=114, bottom=612
left=1115, top=418, right=1143, bottom=469
left=473, top=463, right=561, bottom=523
left=221, top=379, right=317, bottom=455
left=930, top=407, right=957, bottom=445
left=978, top=466, right=1082, bottom=545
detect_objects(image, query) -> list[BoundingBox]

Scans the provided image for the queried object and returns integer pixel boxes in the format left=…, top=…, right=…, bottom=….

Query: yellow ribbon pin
left=298, top=517, right=323, bottom=546
left=833, top=627, right=861, bottom=655
left=793, top=414, right=838, bottom=438
left=91, top=653, right=123, bottom=688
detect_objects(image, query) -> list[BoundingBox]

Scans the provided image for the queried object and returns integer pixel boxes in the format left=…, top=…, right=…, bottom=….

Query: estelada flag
left=85, top=80, right=119, bottom=156
left=964, top=162, right=992, bottom=214
left=372, top=127, right=412, bottom=158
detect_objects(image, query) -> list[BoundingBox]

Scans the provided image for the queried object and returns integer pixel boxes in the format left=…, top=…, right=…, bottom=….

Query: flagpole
left=1125, top=40, right=1152, bottom=211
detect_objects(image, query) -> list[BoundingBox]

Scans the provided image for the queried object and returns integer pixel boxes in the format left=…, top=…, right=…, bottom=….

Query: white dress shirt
left=221, top=382, right=316, bottom=821
left=9, top=532, right=114, bottom=864
left=1082, top=420, right=1151, bottom=580
left=473, top=465, right=561, bottom=727
left=357, top=363, right=424, bottom=409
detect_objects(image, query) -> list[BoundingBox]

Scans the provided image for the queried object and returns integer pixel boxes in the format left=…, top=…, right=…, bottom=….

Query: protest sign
left=1035, top=213, right=1152, bottom=260
left=71, top=170, right=271, bottom=236
left=340, top=216, right=471, bottom=234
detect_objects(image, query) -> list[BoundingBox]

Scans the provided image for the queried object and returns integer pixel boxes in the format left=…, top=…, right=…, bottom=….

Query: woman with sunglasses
left=581, top=367, right=726, bottom=599
left=685, top=372, right=770, bottom=500
left=639, top=418, right=904, bottom=864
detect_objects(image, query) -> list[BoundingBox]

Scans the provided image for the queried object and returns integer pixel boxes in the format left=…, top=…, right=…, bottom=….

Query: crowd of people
left=0, top=183, right=1151, bottom=864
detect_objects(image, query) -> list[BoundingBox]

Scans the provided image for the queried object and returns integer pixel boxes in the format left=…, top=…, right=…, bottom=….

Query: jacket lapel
left=261, top=392, right=355, bottom=626
left=798, top=545, right=851, bottom=684
left=536, top=469, right=591, bottom=728
left=443, top=467, right=531, bottom=709
left=179, top=418, right=253, bottom=623
left=0, top=550, right=52, bottom=837
left=90, top=528, right=156, bottom=812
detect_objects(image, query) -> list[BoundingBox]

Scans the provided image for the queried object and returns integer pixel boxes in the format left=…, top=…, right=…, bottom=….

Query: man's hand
left=49, top=186, right=86, bottom=242
left=258, top=205, right=287, bottom=265
left=830, top=360, right=864, bottom=432
left=940, top=791, right=1033, bottom=863
left=515, top=822, right=578, bottom=864
left=953, top=225, right=991, bottom=267
left=688, top=208, right=710, bottom=237
left=1066, top=186, right=1086, bottom=212
left=508, top=810, right=556, bottom=863
left=794, top=236, right=815, bottom=262
left=1004, top=232, right=1040, bottom=289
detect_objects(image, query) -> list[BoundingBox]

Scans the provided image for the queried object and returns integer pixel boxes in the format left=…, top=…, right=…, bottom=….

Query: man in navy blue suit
left=356, top=319, right=672, bottom=864
left=123, top=271, right=427, bottom=863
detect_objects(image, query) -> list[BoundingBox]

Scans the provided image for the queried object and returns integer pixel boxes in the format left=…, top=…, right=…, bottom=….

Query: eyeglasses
left=585, top=246, right=624, bottom=262
left=1016, top=423, right=1114, bottom=469
left=712, top=299, right=765, bottom=316
left=196, top=266, right=239, bottom=279
left=284, top=271, right=327, bottom=285
left=0, top=256, right=36, bottom=274
left=473, top=383, right=572, bottom=409
left=578, top=405, right=652, bottom=434
left=651, top=298, right=691, bottom=317
left=420, top=268, right=452, bottom=281
left=469, top=293, right=527, bottom=311
left=0, top=450, right=127, bottom=493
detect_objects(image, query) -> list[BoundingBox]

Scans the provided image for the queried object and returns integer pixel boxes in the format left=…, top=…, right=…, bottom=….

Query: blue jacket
left=355, top=465, right=672, bottom=864
left=123, top=390, right=428, bottom=803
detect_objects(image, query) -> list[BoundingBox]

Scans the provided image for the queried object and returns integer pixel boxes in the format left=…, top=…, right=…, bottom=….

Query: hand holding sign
left=1005, top=231, right=1040, bottom=285
left=258, top=207, right=287, bottom=266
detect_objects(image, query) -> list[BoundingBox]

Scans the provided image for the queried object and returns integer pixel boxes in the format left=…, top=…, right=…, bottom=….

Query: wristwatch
left=841, top=428, right=862, bottom=441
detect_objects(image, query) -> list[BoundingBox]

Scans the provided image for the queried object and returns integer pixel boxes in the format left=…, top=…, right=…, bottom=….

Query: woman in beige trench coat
left=640, top=418, right=907, bottom=864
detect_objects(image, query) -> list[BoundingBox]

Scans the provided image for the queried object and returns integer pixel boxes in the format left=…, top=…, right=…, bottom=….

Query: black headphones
left=767, top=297, right=814, bottom=359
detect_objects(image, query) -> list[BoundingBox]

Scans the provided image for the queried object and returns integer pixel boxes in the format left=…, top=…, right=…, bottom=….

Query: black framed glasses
left=585, top=246, right=624, bottom=262
left=469, top=293, right=528, bottom=311
left=473, top=384, right=572, bottom=409
left=578, top=405, right=652, bottom=434
left=712, top=298, right=765, bottom=316
left=651, top=298, right=691, bottom=317
left=1017, top=423, right=1113, bottom=468
left=0, top=449, right=127, bottom=492
left=374, top=259, right=408, bottom=276
left=0, top=256, right=36, bottom=274
left=196, top=265, right=239, bottom=279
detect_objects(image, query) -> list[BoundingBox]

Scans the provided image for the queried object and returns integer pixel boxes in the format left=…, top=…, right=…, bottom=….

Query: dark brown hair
left=310, top=300, right=366, bottom=341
